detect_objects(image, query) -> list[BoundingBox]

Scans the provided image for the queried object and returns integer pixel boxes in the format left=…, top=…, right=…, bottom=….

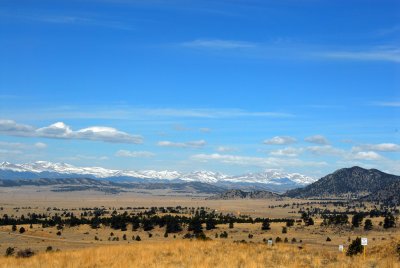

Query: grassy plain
left=0, top=187, right=399, bottom=267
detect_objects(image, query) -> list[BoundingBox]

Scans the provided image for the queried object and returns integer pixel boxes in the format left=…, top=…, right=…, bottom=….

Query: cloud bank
left=0, top=119, right=143, bottom=144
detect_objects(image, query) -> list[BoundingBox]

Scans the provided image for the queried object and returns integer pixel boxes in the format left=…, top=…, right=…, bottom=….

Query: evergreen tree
left=383, top=214, right=396, bottom=229
left=206, top=218, right=216, bottom=230
left=364, top=219, right=373, bottom=231
left=165, top=216, right=182, bottom=233
left=351, top=213, right=364, bottom=228
left=347, top=237, right=363, bottom=256
left=188, top=217, right=203, bottom=234
left=142, top=218, right=154, bottom=231
left=262, top=219, right=271, bottom=230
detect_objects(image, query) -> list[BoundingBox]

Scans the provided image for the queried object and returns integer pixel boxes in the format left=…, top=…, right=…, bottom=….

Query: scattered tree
left=364, top=219, right=373, bottom=231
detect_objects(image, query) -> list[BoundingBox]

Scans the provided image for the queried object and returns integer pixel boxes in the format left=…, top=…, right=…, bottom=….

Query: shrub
left=135, top=235, right=141, bottom=241
left=46, top=246, right=53, bottom=252
left=219, top=231, right=228, bottom=238
left=291, top=238, right=297, bottom=243
left=275, top=237, right=282, bottom=243
left=16, top=248, right=35, bottom=258
left=5, top=247, right=14, bottom=257
left=19, top=227, right=26, bottom=234
left=248, top=234, right=253, bottom=239
left=282, top=227, right=287, bottom=234
left=56, top=231, right=62, bottom=236
left=326, top=237, right=331, bottom=242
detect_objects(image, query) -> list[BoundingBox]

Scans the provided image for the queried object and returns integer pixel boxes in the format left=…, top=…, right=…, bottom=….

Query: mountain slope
left=285, top=166, right=400, bottom=198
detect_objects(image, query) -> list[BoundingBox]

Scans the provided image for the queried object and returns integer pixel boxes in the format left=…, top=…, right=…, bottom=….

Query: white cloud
left=37, top=122, right=72, bottom=138
left=116, top=150, right=155, bottom=158
left=306, top=145, right=344, bottom=156
left=158, top=140, right=206, bottom=148
left=263, top=136, right=297, bottom=145
left=270, top=147, right=303, bottom=157
left=352, top=151, right=382, bottom=161
left=373, top=101, right=400, bottom=107
left=304, top=135, right=329, bottom=145
left=34, top=142, right=47, bottom=149
left=182, top=39, right=256, bottom=49
left=75, top=126, right=142, bottom=144
left=199, top=128, right=211, bottom=133
left=0, top=119, right=142, bottom=144
left=0, top=141, right=47, bottom=150
left=352, top=143, right=400, bottom=152
left=216, top=146, right=237, bottom=153
left=318, top=47, right=400, bottom=63
left=191, top=153, right=327, bottom=168
left=0, top=119, right=35, bottom=135
left=1, top=107, right=294, bottom=121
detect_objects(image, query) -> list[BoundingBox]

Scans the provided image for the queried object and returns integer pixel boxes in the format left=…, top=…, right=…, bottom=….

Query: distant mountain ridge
left=207, top=189, right=280, bottom=200
left=285, top=166, right=400, bottom=200
left=0, top=161, right=316, bottom=192
left=0, top=177, right=226, bottom=194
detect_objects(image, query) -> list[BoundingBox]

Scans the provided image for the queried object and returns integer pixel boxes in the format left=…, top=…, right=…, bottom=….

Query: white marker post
left=361, top=238, right=367, bottom=259
left=268, top=239, right=273, bottom=246
left=339, top=245, right=344, bottom=253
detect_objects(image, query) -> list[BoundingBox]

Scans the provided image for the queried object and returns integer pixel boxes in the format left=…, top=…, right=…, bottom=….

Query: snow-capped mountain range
left=0, top=161, right=316, bottom=191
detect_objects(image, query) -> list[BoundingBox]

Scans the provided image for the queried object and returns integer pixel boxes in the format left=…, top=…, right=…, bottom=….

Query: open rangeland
left=0, top=239, right=399, bottom=268
left=0, top=188, right=399, bottom=267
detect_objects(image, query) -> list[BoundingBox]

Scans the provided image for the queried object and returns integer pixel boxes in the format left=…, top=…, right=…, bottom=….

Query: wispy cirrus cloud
left=181, top=38, right=400, bottom=63
left=216, top=146, right=238, bottom=153
left=352, top=143, right=400, bottom=152
left=269, top=147, right=303, bottom=157
left=158, top=140, right=206, bottom=148
left=306, top=145, right=344, bottom=156
left=191, top=153, right=327, bottom=168
left=116, top=150, right=155, bottom=158
left=0, top=119, right=143, bottom=144
left=2, top=107, right=294, bottom=121
left=373, top=101, right=400, bottom=107
left=182, top=39, right=256, bottom=49
left=1, top=11, right=133, bottom=30
left=317, top=47, right=400, bottom=63
left=263, top=136, right=297, bottom=145
left=304, top=135, right=329, bottom=145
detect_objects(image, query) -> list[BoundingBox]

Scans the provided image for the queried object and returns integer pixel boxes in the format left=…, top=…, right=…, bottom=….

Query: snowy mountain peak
left=0, top=161, right=315, bottom=187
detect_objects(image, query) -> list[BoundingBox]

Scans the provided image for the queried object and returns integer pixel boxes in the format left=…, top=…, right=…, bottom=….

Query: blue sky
left=0, top=0, right=399, bottom=177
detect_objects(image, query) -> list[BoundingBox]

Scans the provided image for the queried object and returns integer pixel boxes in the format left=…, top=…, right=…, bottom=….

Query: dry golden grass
left=0, top=239, right=399, bottom=268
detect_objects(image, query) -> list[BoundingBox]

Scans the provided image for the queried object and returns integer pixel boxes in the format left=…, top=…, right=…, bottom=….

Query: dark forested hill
left=285, top=166, right=400, bottom=199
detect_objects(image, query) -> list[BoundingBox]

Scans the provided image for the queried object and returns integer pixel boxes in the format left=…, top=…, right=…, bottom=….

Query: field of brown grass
left=0, top=188, right=399, bottom=267
left=0, top=238, right=399, bottom=268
